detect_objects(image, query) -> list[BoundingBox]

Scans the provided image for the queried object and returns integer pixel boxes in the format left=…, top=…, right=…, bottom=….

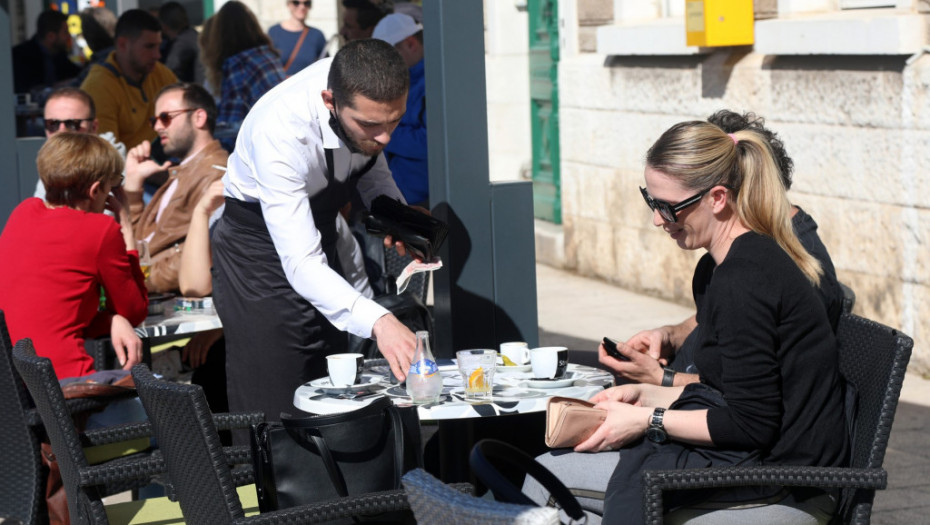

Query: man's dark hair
left=158, top=82, right=218, bottom=134
left=115, top=9, right=162, bottom=40
left=707, top=110, right=795, bottom=190
left=158, top=2, right=190, bottom=33
left=46, top=87, right=97, bottom=119
left=36, top=10, right=67, bottom=39
left=342, top=0, right=393, bottom=30
left=329, top=39, right=409, bottom=109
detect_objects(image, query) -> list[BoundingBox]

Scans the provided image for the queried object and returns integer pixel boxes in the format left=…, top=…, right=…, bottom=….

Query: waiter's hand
left=372, top=314, right=416, bottom=381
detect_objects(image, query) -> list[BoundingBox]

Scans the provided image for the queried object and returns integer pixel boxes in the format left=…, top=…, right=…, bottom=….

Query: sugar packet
left=397, top=257, right=443, bottom=294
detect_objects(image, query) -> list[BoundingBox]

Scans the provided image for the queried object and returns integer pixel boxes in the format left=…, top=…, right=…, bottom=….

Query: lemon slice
left=500, top=355, right=517, bottom=367
left=468, top=368, right=486, bottom=390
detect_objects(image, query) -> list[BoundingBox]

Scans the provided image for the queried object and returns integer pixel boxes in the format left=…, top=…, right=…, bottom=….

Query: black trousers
left=212, top=200, right=345, bottom=436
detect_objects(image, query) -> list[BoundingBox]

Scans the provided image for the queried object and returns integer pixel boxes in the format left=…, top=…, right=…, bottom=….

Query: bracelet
left=661, top=368, right=676, bottom=387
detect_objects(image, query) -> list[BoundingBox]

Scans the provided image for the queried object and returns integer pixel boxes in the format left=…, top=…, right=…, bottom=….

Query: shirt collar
left=316, top=91, right=342, bottom=151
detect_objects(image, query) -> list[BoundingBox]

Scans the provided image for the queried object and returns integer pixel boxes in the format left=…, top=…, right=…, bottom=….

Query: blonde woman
left=529, top=121, right=850, bottom=523
left=0, top=133, right=148, bottom=380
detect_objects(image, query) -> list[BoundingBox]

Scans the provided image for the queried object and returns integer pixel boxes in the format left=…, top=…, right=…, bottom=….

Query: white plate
left=525, top=372, right=578, bottom=389
left=497, top=364, right=532, bottom=373
left=308, top=374, right=384, bottom=394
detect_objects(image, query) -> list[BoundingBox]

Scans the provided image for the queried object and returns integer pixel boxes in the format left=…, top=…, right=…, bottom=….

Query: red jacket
left=0, top=199, right=148, bottom=379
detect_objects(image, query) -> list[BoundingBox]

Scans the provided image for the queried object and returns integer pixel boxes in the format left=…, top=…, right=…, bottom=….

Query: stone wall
left=557, top=49, right=930, bottom=374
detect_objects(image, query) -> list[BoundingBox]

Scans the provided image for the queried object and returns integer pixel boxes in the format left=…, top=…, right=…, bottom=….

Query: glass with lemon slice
left=456, top=349, right=497, bottom=400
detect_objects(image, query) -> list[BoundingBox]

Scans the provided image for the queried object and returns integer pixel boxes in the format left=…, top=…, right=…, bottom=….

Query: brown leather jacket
left=128, top=140, right=228, bottom=293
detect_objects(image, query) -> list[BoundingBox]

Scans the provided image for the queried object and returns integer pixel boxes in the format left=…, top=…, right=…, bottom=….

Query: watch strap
left=661, top=367, right=676, bottom=387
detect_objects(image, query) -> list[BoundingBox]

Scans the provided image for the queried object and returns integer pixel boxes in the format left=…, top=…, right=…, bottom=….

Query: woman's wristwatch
left=646, top=407, right=668, bottom=444
left=661, top=367, right=676, bottom=387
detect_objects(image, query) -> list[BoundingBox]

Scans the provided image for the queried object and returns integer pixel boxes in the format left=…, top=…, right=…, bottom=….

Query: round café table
left=293, top=362, right=614, bottom=420
left=293, top=361, right=614, bottom=482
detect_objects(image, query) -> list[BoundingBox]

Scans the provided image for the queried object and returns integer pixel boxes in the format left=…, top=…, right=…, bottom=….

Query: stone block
left=579, top=26, right=599, bottom=53
left=578, top=0, right=613, bottom=26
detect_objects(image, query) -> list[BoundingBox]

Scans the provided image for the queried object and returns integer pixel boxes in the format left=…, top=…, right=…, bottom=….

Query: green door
left=528, top=0, right=560, bottom=224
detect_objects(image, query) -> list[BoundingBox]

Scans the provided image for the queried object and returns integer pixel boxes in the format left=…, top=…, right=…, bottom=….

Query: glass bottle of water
left=406, top=331, right=442, bottom=404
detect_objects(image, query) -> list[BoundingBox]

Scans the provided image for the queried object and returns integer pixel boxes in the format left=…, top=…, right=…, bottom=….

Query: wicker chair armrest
left=236, top=489, right=410, bottom=525
left=644, top=465, right=887, bottom=492
left=230, top=464, right=255, bottom=487
left=213, top=411, right=265, bottom=431
left=81, top=421, right=153, bottom=445
left=65, top=396, right=122, bottom=415
left=223, top=445, right=254, bottom=466
left=78, top=449, right=165, bottom=487
left=643, top=466, right=887, bottom=525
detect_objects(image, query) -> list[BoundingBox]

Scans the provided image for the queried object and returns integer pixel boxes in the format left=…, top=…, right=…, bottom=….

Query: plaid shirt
left=218, top=45, right=286, bottom=146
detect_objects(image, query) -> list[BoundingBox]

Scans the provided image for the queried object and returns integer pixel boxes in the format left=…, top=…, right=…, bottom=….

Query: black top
left=691, top=231, right=849, bottom=467
left=671, top=208, right=843, bottom=373
left=12, top=37, right=81, bottom=94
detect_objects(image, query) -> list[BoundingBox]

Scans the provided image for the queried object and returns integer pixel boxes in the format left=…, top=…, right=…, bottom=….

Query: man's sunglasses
left=290, top=0, right=311, bottom=7
left=44, top=118, right=93, bottom=133
left=149, top=108, right=196, bottom=127
left=639, top=186, right=710, bottom=223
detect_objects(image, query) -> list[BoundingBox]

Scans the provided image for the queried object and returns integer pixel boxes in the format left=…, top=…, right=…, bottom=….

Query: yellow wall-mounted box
left=685, top=0, right=754, bottom=47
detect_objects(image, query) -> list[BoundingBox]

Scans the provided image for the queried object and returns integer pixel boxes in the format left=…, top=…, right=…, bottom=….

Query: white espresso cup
left=326, top=353, right=364, bottom=387
left=530, top=346, right=569, bottom=379
left=500, top=341, right=530, bottom=365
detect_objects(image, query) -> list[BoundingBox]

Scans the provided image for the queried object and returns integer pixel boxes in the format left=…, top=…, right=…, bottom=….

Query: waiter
left=212, top=39, right=416, bottom=424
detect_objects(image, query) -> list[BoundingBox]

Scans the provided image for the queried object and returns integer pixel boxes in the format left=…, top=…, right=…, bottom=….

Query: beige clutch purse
left=545, top=396, right=607, bottom=448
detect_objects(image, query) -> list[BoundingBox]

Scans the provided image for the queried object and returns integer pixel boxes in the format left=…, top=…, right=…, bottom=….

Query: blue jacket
left=384, top=59, right=428, bottom=205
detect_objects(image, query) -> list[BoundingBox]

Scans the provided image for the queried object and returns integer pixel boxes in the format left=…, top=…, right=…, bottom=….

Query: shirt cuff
left=347, top=296, right=391, bottom=339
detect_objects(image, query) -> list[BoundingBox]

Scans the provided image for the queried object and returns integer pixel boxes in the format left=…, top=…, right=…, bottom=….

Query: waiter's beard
left=328, top=110, right=383, bottom=157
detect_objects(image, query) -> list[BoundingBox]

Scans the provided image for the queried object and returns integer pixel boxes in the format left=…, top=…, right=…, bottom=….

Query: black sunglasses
left=44, top=118, right=93, bottom=133
left=290, top=0, right=311, bottom=7
left=639, top=186, right=710, bottom=223
left=149, top=108, right=196, bottom=128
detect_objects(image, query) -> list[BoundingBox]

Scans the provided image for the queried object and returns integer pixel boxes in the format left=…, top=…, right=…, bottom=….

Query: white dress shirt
left=224, top=57, right=405, bottom=339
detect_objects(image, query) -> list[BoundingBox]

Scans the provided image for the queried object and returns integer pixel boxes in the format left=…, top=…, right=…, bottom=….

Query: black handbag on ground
left=250, top=395, right=422, bottom=513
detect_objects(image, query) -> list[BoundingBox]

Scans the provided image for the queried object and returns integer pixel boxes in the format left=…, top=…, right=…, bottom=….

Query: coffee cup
left=530, top=346, right=569, bottom=379
left=499, top=341, right=530, bottom=366
left=326, top=353, right=364, bottom=387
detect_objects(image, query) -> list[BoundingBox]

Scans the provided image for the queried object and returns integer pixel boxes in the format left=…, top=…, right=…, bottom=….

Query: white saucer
left=309, top=374, right=384, bottom=394
left=526, top=372, right=578, bottom=389
left=497, top=364, right=532, bottom=373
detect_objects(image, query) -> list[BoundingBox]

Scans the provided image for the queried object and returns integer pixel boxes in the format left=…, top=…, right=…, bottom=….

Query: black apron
left=211, top=151, right=378, bottom=436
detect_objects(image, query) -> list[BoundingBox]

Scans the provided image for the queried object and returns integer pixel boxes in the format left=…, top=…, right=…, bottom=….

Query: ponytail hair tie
left=728, top=133, right=738, bottom=145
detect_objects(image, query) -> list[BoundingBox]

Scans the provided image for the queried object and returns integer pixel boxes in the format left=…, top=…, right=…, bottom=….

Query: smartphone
left=602, top=337, right=631, bottom=362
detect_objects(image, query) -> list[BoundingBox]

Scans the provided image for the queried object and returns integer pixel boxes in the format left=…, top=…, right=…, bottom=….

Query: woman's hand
left=589, top=384, right=647, bottom=406
left=195, top=180, right=226, bottom=217
left=590, top=383, right=684, bottom=410
left=574, top=401, right=652, bottom=453
left=110, top=314, right=143, bottom=369
left=598, top=340, right=665, bottom=385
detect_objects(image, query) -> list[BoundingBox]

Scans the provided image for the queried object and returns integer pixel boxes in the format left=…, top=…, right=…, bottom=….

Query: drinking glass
left=456, top=349, right=497, bottom=400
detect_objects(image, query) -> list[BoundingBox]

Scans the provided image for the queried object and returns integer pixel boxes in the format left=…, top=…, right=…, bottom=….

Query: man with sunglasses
left=33, top=87, right=127, bottom=200
left=212, top=39, right=417, bottom=436
left=122, top=82, right=227, bottom=295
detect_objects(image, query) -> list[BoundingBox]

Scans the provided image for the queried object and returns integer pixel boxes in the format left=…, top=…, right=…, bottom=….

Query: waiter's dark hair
left=328, top=39, right=409, bottom=109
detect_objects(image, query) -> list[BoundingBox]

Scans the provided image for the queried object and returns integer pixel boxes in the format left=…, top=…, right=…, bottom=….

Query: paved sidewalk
left=535, top=263, right=930, bottom=524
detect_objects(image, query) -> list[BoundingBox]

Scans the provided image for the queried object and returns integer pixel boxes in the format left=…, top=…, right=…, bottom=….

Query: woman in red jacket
left=0, top=132, right=148, bottom=380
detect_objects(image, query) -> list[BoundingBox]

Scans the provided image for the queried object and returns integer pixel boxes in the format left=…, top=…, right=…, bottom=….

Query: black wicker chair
left=130, top=363, right=414, bottom=524
left=0, top=312, right=141, bottom=524
left=0, top=311, right=44, bottom=524
left=11, top=339, right=182, bottom=524
left=642, top=313, right=913, bottom=524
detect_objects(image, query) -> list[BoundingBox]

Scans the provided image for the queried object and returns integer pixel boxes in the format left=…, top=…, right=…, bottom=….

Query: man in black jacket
left=12, top=10, right=82, bottom=94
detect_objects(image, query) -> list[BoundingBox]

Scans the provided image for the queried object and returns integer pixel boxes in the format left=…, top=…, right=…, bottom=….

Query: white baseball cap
left=372, top=13, right=422, bottom=46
